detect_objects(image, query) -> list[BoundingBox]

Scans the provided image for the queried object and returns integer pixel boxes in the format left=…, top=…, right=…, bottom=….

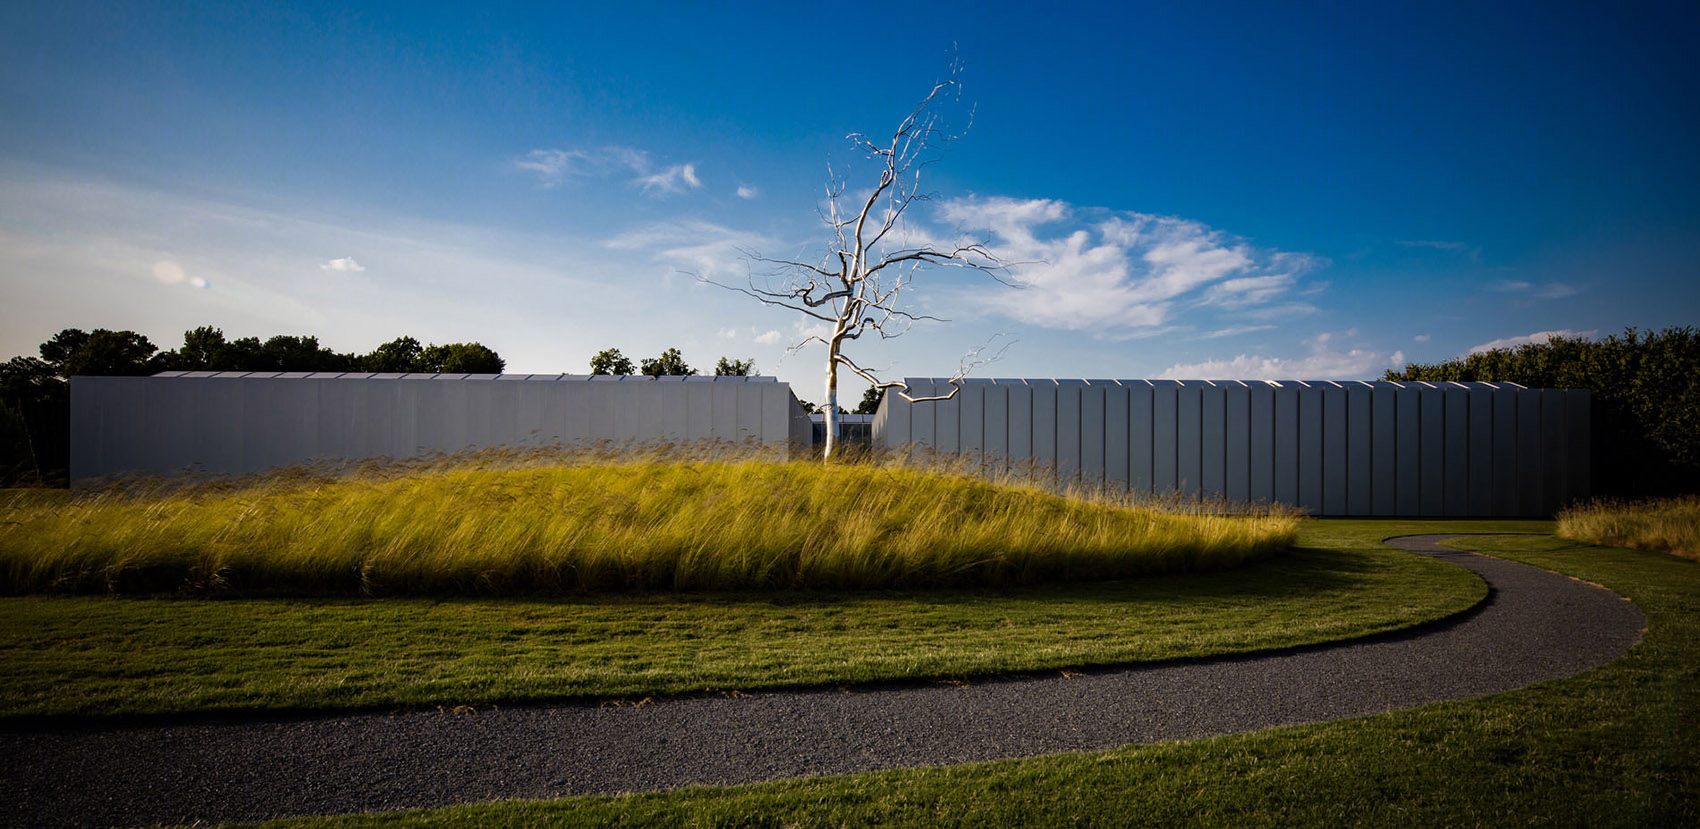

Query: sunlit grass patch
left=0, top=447, right=1298, bottom=595
left=1558, top=495, right=1700, bottom=563
left=0, top=519, right=1490, bottom=719
left=225, top=527, right=1698, bottom=828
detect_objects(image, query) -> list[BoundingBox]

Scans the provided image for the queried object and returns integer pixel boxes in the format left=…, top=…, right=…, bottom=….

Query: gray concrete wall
left=874, top=378, right=1590, bottom=518
left=71, top=372, right=813, bottom=482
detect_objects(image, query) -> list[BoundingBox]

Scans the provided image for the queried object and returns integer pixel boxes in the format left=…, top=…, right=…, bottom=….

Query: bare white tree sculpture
left=713, top=76, right=1012, bottom=459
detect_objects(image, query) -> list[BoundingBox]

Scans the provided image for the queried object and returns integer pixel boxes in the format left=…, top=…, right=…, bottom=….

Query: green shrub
left=1387, top=326, right=1700, bottom=496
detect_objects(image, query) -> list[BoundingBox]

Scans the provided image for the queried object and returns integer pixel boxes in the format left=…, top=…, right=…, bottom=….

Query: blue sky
left=3, top=1, right=1696, bottom=399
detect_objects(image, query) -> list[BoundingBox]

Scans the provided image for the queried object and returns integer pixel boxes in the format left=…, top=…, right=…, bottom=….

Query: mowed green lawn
left=0, top=519, right=1507, bottom=719
left=230, top=527, right=1696, bottom=828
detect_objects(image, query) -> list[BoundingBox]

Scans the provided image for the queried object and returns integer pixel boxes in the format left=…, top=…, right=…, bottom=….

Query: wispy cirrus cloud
left=1398, top=239, right=1471, bottom=251
left=1196, top=324, right=1275, bottom=339
left=1398, top=239, right=1481, bottom=262
left=1466, top=329, right=1596, bottom=355
left=513, top=149, right=590, bottom=187
left=636, top=163, right=701, bottom=195
left=937, top=197, right=1322, bottom=337
left=604, top=219, right=767, bottom=279
left=716, top=325, right=782, bottom=345
left=515, top=146, right=701, bottom=197
left=1488, top=279, right=1579, bottom=300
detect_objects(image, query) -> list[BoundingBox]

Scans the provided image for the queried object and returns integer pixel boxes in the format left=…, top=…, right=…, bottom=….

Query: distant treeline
left=582, top=346, right=880, bottom=415
left=1385, top=326, right=1700, bottom=497
left=0, top=327, right=505, bottom=485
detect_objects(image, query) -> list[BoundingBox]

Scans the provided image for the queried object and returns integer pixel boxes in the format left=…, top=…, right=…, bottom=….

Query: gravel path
left=0, top=535, right=1646, bottom=828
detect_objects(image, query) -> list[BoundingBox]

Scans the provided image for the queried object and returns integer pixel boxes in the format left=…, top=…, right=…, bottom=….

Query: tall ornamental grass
left=0, top=448, right=1299, bottom=595
left=1557, top=495, right=1700, bottom=562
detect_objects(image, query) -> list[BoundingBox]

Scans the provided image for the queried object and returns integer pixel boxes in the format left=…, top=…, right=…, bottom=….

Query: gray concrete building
left=71, top=372, right=814, bottom=482
left=873, top=378, right=1589, bottom=517
left=72, top=371, right=1590, bottom=517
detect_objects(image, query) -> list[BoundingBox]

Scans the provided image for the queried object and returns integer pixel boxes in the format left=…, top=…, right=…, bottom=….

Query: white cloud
left=1198, top=324, right=1275, bottom=339
left=1159, top=349, right=1406, bottom=381
left=718, top=326, right=782, bottom=344
left=605, top=146, right=649, bottom=172
left=517, top=146, right=701, bottom=197
left=1414, top=333, right=1431, bottom=343
left=150, top=260, right=209, bottom=290
left=513, top=149, right=590, bottom=187
left=1238, top=301, right=1321, bottom=321
left=1466, top=329, right=1596, bottom=355
left=1398, top=239, right=1481, bottom=262
left=0, top=167, right=650, bottom=378
left=736, top=184, right=758, bottom=200
left=787, top=317, right=834, bottom=352
left=152, top=260, right=186, bottom=285
left=636, top=163, right=702, bottom=195
left=604, top=219, right=768, bottom=279
left=1398, top=239, right=1471, bottom=251
left=320, top=256, right=366, bottom=273
left=1205, top=273, right=1295, bottom=307
left=1159, top=329, right=1404, bottom=380
left=939, top=197, right=1321, bottom=336
left=1488, top=279, right=1578, bottom=300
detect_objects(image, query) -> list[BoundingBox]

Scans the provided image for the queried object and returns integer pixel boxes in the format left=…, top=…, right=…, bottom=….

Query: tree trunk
left=824, top=340, right=841, bottom=460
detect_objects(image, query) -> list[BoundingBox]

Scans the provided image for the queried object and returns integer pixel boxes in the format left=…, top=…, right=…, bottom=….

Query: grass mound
left=1558, top=495, right=1700, bottom=562
left=0, top=520, right=1479, bottom=718
left=0, top=452, right=1298, bottom=595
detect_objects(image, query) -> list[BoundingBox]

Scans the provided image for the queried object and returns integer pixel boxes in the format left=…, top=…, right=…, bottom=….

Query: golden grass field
left=0, top=448, right=1299, bottom=595
left=1558, top=495, right=1700, bottom=562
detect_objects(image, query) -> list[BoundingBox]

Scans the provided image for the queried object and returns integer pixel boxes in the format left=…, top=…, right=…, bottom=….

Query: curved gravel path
left=0, top=535, right=1645, bottom=828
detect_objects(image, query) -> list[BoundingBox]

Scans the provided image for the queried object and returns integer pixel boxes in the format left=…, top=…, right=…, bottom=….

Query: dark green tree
left=0, top=356, right=60, bottom=402
left=1, top=327, right=162, bottom=485
left=1386, top=326, right=1700, bottom=495
left=589, top=348, right=634, bottom=376
left=640, top=348, right=696, bottom=377
left=422, top=342, right=505, bottom=374
left=853, top=385, right=885, bottom=415
left=361, top=337, right=426, bottom=373
left=714, top=357, right=756, bottom=376
left=2, top=325, right=504, bottom=484
left=2, top=328, right=162, bottom=403
left=161, top=327, right=279, bottom=372
left=0, top=402, right=36, bottom=483
left=169, top=326, right=230, bottom=370
left=221, top=336, right=268, bottom=370
left=260, top=335, right=353, bottom=372
left=0, top=355, right=63, bottom=483
left=38, top=329, right=162, bottom=377
left=37, top=329, right=92, bottom=370
left=796, top=398, right=845, bottom=415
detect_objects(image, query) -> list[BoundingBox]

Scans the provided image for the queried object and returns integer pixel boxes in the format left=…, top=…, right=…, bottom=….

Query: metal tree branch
left=703, top=69, right=1012, bottom=458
